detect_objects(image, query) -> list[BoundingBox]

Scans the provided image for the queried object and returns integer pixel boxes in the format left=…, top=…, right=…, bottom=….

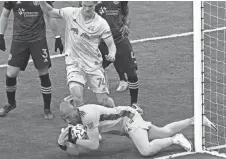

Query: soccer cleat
left=203, top=116, right=218, bottom=131
left=0, top=103, right=16, bottom=117
left=116, top=81, right=128, bottom=92
left=44, top=109, right=54, bottom=120
left=131, top=103, right=144, bottom=115
left=173, top=133, right=192, bottom=152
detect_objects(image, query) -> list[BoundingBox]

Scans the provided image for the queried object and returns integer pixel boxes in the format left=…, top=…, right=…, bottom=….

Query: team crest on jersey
left=33, top=1, right=40, bottom=6
left=18, top=8, right=25, bottom=15
left=113, top=1, right=119, bottom=4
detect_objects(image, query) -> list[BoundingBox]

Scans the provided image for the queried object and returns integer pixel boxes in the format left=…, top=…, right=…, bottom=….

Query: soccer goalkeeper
left=57, top=98, right=217, bottom=157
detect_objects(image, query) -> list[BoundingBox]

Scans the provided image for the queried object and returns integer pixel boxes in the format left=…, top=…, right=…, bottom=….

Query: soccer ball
left=69, top=124, right=87, bottom=139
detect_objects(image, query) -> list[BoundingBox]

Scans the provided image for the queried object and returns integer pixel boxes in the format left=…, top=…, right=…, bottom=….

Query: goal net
left=202, top=1, right=226, bottom=151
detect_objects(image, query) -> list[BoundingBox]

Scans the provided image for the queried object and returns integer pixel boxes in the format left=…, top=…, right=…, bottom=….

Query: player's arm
left=120, top=1, right=130, bottom=36
left=39, top=1, right=61, bottom=18
left=44, top=2, right=64, bottom=54
left=0, top=2, right=12, bottom=51
left=101, top=21, right=116, bottom=62
left=103, top=35, right=116, bottom=62
left=121, top=1, right=130, bottom=26
left=75, top=127, right=100, bottom=150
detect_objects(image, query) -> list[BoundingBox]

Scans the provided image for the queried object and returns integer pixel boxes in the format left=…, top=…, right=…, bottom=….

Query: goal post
left=194, top=0, right=203, bottom=152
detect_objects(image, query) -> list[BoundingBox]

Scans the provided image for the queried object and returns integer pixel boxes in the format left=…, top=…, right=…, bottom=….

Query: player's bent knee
left=6, top=65, right=20, bottom=78
left=69, top=82, right=84, bottom=106
left=96, top=94, right=115, bottom=108
left=37, top=67, right=49, bottom=76
left=139, top=150, right=155, bottom=157
left=126, top=68, right=138, bottom=80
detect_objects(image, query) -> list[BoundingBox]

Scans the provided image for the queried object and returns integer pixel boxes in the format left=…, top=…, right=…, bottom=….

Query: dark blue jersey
left=3, top=1, right=52, bottom=42
left=95, top=1, right=129, bottom=43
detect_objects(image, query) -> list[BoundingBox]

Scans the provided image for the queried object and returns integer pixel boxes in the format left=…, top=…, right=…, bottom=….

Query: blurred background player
left=0, top=1, right=64, bottom=119
left=39, top=1, right=116, bottom=108
left=57, top=100, right=217, bottom=157
left=94, top=1, right=143, bottom=114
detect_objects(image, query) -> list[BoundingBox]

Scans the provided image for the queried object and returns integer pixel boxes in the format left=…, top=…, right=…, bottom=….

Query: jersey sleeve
left=59, top=7, right=77, bottom=20
left=3, top=1, right=13, bottom=10
left=100, top=19, right=112, bottom=40
left=121, top=1, right=129, bottom=16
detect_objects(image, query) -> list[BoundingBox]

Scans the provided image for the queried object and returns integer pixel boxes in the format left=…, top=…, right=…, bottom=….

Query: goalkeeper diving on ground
left=57, top=96, right=217, bottom=157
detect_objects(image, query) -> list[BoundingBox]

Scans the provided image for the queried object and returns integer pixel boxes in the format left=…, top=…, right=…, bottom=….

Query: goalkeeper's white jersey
left=79, top=104, right=149, bottom=134
left=59, top=7, right=112, bottom=72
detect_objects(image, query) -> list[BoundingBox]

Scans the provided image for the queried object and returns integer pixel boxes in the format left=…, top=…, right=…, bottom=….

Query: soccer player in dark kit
left=0, top=1, right=64, bottom=120
left=95, top=1, right=143, bottom=114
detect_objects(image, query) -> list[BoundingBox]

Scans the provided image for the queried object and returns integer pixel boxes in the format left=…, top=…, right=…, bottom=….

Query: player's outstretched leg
left=147, top=116, right=217, bottom=141
left=0, top=66, right=20, bottom=117
left=128, top=127, right=191, bottom=157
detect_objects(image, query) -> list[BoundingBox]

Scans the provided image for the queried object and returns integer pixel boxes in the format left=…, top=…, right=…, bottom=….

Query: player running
left=0, top=1, right=64, bottom=119
left=57, top=98, right=217, bottom=157
left=95, top=2, right=143, bottom=114
left=39, top=1, right=116, bottom=108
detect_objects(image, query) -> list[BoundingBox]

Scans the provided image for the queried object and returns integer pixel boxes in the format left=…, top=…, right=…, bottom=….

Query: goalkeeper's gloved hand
left=55, top=36, right=64, bottom=54
left=57, top=126, right=70, bottom=151
left=0, top=34, right=6, bottom=51
left=68, top=127, right=78, bottom=144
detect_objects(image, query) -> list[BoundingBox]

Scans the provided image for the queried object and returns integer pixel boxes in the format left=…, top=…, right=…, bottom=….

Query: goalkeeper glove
left=57, top=126, right=70, bottom=151
left=0, top=34, right=6, bottom=51
left=55, top=36, right=64, bottom=54
left=68, top=127, right=78, bottom=144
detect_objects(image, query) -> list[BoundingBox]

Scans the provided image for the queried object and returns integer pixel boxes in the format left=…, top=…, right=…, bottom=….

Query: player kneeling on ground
left=57, top=99, right=217, bottom=157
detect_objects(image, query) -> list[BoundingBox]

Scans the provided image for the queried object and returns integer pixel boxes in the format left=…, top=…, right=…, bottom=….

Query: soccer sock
left=39, top=73, right=52, bottom=110
left=128, top=75, right=139, bottom=105
left=6, top=75, right=17, bottom=105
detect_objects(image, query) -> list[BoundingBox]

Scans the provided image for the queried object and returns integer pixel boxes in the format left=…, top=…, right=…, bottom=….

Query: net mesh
left=203, top=1, right=226, bottom=149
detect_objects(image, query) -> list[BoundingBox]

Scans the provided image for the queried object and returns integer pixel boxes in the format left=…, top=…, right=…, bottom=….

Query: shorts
left=66, top=64, right=109, bottom=94
left=8, top=38, right=51, bottom=71
left=99, top=38, right=138, bottom=73
left=123, top=108, right=150, bottom=134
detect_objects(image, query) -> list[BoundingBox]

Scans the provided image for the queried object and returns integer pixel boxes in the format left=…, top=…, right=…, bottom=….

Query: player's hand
left=0, top=34, right=6, bottom=51
left=68, top=127, right=78, bottom=144
left=58, top=126, right=70, bottom=146
left=120, top=24, right=129, bottom=37
left=55, top=37, right=64, bottom=54
left=105, top=52, right=115, bottom=62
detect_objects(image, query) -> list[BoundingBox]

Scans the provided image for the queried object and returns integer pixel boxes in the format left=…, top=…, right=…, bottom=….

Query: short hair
left=59, top=101, right=74, bottom=118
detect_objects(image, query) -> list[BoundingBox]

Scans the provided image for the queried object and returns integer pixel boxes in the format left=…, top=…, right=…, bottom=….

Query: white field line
left=0, top=31, right=193, bottom=68
left=0, top=25, right=225, bottom=69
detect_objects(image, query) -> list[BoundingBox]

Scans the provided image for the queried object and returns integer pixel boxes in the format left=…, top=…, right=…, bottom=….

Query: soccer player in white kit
left=39, top=1, right=116, bottom=108
left=57, top=98, right=217, bottom=157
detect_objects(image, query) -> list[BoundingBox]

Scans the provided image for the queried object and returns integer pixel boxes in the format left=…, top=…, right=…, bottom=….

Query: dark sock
left=6, top=75, right=17, bottom=105
left=39, top=73, right=52, bottom=110
left=128, top=75, right=139, bottom=105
